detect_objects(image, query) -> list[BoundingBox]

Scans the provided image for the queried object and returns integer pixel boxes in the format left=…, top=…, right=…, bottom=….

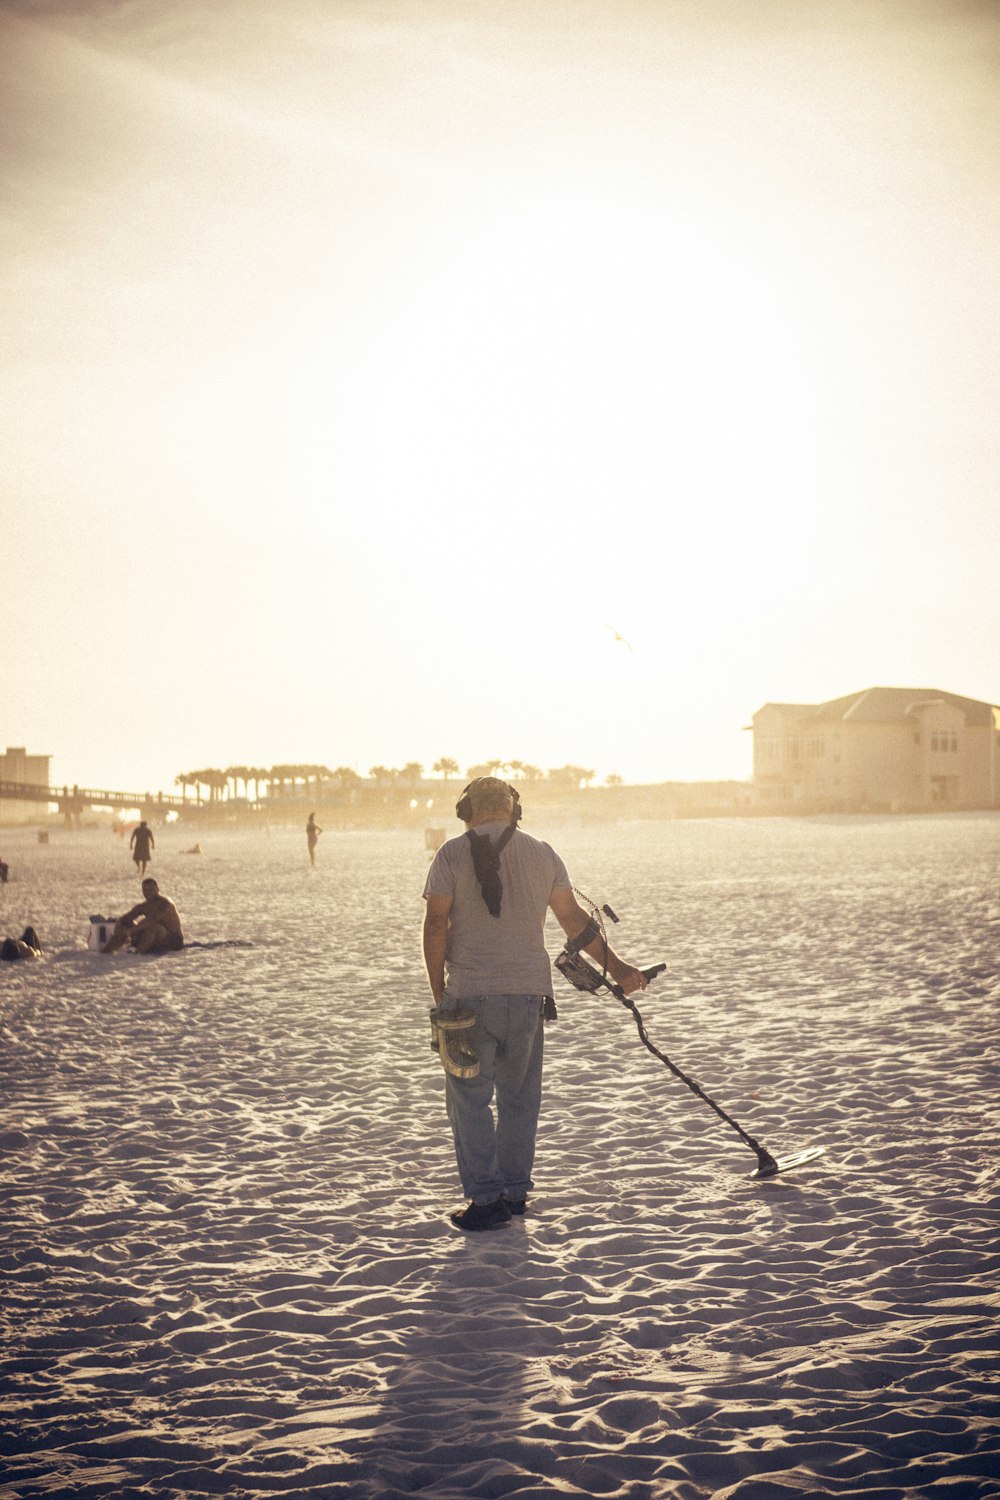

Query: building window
left=930, top=731, right=958, bottom=753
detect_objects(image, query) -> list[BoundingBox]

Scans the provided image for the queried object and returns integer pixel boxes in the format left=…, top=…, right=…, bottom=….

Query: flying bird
left=605, top=624, right=634, bottom=653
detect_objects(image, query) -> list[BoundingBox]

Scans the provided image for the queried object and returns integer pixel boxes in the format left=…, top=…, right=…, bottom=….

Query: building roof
left=757, top=687, right=998, bottom=728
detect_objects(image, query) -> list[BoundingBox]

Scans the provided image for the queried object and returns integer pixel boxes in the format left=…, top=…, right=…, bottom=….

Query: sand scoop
left=556, top=943, right=826, bottom=1179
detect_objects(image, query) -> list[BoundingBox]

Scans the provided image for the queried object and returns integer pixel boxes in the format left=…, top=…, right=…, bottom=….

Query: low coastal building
left=751, top=687, right=1000, bottom=813
left=0, top=746, right=53, bottom=825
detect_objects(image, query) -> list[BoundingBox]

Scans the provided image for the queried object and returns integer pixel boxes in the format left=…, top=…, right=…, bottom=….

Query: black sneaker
left=505, top=1198, right=527, bottom=1216
left=450, top=1198, right=512, bottom=1231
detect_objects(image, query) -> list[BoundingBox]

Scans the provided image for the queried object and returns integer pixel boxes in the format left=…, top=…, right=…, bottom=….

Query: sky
left=2, top=0, right=999, bottom=795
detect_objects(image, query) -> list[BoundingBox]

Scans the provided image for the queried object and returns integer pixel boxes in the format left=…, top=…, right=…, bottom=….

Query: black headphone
left=455, top=778, right=523, bottom=824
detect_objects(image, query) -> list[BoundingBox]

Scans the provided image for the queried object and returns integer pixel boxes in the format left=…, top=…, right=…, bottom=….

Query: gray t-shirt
left=423, top=821, right=572, bottom=998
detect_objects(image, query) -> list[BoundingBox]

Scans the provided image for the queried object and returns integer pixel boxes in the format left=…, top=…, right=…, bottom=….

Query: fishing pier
left=0, top=781, right=185, bottom=829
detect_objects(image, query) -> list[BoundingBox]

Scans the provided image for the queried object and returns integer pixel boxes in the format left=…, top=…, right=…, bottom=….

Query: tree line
left=173, top=759, right=624, bottom=804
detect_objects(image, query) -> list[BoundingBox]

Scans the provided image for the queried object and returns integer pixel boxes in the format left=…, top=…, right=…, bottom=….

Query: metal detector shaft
left=605, top=969, right=780, bottom=1175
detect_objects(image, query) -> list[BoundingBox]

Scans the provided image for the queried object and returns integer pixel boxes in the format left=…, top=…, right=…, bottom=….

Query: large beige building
left=0, top=745, right=53, bottom=824
left=752, top=688, right=1000, bottom=813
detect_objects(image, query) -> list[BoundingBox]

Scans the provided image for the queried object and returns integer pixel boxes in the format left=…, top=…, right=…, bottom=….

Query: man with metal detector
left=422, top=775, right=649, bottom=1231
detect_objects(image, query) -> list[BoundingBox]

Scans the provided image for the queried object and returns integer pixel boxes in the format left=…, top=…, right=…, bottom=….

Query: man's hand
left=609, top=961, right=648, bottom=996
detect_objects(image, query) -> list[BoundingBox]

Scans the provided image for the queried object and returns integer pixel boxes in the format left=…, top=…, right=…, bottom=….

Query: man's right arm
left=548, top=888, right=648, bottom=996
left=422, top=893, right=452, bottom=1006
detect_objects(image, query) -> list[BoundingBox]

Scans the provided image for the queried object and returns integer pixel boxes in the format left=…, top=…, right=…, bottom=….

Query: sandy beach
left=1, top=812, right=998, bottom=1499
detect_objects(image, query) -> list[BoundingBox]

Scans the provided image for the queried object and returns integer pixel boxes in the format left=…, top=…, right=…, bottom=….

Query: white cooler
left=87, top=916, right=117, bottom=950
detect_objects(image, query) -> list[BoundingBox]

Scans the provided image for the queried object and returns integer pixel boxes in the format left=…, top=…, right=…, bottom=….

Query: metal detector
left=556, top=927, right=826, bottom=1180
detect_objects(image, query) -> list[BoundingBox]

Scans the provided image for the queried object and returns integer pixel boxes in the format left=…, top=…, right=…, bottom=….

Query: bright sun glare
left=327, top=195, right=819, bottom=655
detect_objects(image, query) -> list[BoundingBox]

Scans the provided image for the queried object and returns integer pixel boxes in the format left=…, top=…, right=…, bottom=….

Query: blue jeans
left=443, top=994, right=545, bottom=1204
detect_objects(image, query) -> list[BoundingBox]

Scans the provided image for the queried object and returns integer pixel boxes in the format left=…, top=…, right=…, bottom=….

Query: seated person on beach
left=102, top=880, right=184, bottom=954
left=1, top=926, right=42, bottom=961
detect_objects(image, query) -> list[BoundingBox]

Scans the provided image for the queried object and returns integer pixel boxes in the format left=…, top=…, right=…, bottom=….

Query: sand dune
left=2, top=815, right=998, bottom=1498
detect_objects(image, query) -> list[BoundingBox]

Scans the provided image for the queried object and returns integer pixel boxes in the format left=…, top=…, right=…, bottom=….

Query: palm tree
left=606, top=772, right=624, bottom=787
left=285, top=765, right=304, bottom=800
left=309, top=765, right=334, bottom=801
left=188, top=770, right=208, bottom=804
left=433, top=757, right=459, bottom=783
left=331, top=766, right=361, bottom=803
left=225, top=765, right=251, bottom=801
left=548, top=765, right=588, bottom=791
left=175, top=772, right=192, bottom=804
left=401, top=761, right=423, bottom=789
left=193, top=769, right=226, bottom=803
left=369, top=765, right=392, bottom=788
left=270, top=765, right=296, bottom=800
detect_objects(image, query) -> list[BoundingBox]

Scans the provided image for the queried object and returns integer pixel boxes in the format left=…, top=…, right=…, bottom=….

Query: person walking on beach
left=306, top=813, right=322, bottom=866
left=102, top=879, right=184, bottom=954
left=130, top=820, right=154, bottom=876
left=422, top=776, right=647, bottom=1232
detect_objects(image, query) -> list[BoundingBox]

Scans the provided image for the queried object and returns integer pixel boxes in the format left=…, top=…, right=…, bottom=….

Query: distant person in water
left=0, top=856, right=8, bottom=883
left=306, top=813, right=322, bottom=866
left=130, top=820, right=154, bottom=875
left=102, top=879, right=184, bottom=954
left=1, top=926, right=41, bottom=961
